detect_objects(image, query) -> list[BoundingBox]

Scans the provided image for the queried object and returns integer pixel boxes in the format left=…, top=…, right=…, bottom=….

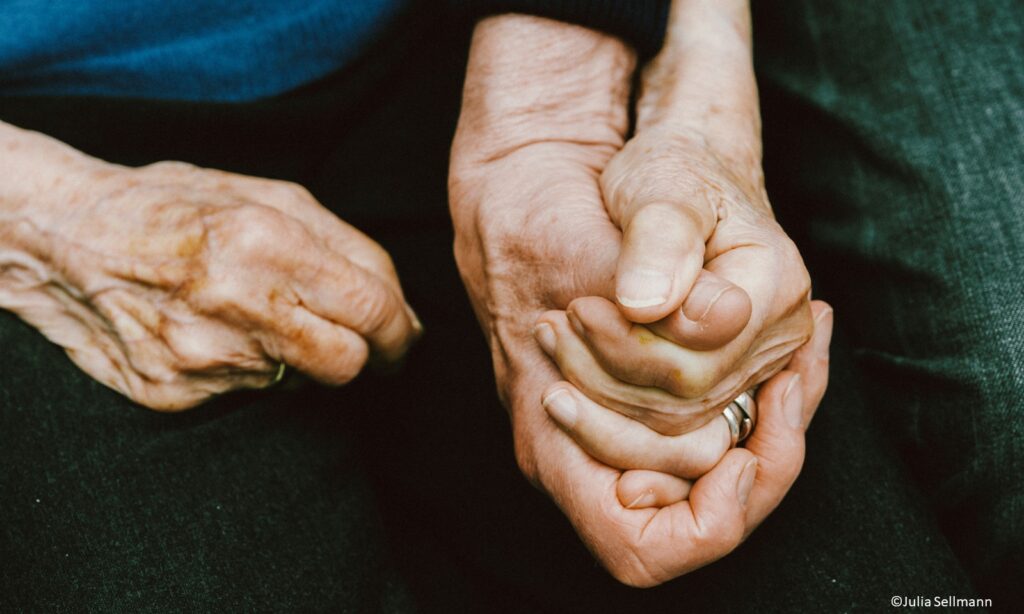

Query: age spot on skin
left=175, top=233, right=204, bottom=258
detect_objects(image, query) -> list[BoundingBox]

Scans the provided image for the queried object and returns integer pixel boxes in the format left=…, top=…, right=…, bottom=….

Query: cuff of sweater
left=448, top=0, right=670, bottom=59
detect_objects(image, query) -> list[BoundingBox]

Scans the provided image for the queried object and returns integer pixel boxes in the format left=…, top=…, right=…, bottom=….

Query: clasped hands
left=449, top=9, right=833, bottom=586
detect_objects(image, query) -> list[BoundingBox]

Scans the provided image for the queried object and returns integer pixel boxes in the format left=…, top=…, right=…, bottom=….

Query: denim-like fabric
left=755, top=0, right=1024, bottom=604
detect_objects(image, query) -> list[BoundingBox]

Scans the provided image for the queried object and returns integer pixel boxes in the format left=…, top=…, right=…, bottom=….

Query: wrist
left=636, top=0, right=760, bottom=152
left=1, top=122, right=104, bottom=219
left=0, top=123, right=106, bottom=279
left=452, top=14, right=635, bottom=170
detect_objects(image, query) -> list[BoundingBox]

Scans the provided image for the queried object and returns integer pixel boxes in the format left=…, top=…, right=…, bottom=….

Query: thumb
left=601, top=142, right=718, bottom=324
left=613, top=203, right=711, bottom=323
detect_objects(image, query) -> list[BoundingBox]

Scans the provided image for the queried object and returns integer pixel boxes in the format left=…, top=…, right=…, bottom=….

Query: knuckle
left=160, top=324, right=240, bottom=372
left=216, top=205, right=287, bottom=257
left=324, top=339, right=370, bottom=385
left=774, top=239, right=812, bottom=303
left=189, top=276, right=246, bottom=314
left=279, top=180, right=314, bottom=202
left=633, top=202, right=689, bottom=230
left=345, top=283, right=399, bottom=335
left=145, top=160, right=198, bottom=175
left=671, top=364, right=718, bottom=399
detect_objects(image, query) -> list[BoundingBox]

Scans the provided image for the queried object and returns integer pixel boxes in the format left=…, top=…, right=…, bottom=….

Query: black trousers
left=2, top=2, right=1019, bottom=611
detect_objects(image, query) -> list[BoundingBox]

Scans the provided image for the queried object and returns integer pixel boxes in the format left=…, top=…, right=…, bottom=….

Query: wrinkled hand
left=452, top=4, right=829, bottom=585
left=1, top=140, right=420, bottom=410
left=565, top=302, right=832, bottom=585
left=532, top=131, right=814, bottom=475
left=533, top=0, right=814, bottom=441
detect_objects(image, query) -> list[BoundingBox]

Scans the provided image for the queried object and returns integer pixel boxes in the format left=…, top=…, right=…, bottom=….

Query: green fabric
left=755, top=0, right=1024, bottom=603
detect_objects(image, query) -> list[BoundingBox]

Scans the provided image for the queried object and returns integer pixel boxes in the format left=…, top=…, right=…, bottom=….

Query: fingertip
left=653, top=278, right=752, bottom=350
left=618, top=470, right=692, bottom=508
left=365, top=292, right=419, bottom=364
left=533, top=322, right=556, bottom=355
left=812, top=303, right=834, bottom=355
left=687, top=448, right=754, bottom=545
left=542, top=384, right=579, bottom=429
left=614, top=204, right=707, bottom=323
left=736, top=457, right=758, bottom=508
left=615, top=268, right=672, bottom=311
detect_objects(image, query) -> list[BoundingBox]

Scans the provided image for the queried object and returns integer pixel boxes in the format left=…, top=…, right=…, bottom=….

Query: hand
left=450, top=12, right=821, bottom=587
left=1, top=124, right=420, bottom=410
left=533, top=0, right=815, bottom=441
left=549, top=301, right=833, bottom=586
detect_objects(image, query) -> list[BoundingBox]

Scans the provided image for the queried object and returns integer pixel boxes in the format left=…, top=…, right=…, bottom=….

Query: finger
left=532, top=385, right=757, bottom=586
left=534, top=311, right=721, bottom=435
left=221, top=173, right=422, bottom=329
left=555, top=300, right=736, bottom=400
left=617, top=470, right=692, bottom=508
left=290, top=252, right=418, bottom=363
left=648, top=269, right=752, bottom=351
left=784, top=300, right=833, bottom=427
left=541, top=383, right=730, bottom=479
left=740, top=303, right=831, bottom=527
left=258, top=306, right=370, bottom=386
left=613, top=202, right=712, bottom=323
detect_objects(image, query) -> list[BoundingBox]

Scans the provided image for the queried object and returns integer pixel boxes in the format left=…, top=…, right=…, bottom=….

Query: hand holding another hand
left=451, top=0, right=832, bottom=586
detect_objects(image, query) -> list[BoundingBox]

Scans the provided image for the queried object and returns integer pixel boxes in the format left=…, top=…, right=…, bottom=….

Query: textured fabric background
left=756, top=0, right=1024, bottom=604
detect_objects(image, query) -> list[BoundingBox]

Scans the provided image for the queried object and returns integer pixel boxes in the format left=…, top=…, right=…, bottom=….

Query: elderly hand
left=451, top=11, right=829, bottom=586
left=0, top=122, right=420, bottom=410
left=534, top=0, right=814, bottom=446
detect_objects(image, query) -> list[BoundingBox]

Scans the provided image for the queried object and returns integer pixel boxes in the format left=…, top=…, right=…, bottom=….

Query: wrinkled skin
left=451, top=6, right=827, bottom=586
left=533, top=130, right=814, bottom=478
left=1, top=128, right=420, bottom=410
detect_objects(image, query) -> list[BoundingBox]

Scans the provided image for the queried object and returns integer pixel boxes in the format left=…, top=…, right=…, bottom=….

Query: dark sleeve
left=447, top=0, right=670, bottom=59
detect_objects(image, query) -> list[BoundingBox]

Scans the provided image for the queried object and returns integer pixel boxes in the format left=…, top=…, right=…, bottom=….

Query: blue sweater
left=0, top=1, right=669, bottom=102
left=0, top=0, right=406, bottom=101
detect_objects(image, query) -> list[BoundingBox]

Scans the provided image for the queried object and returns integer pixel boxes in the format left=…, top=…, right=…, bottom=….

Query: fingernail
left=534, top=323, right=556, bottom=355
left=736, top=458, right=758, bottom=507
left=543, top=389, right=578, bottom=428
left=784, top=374, right=804, bottom=429
left=682, top=278, right=732, bottom=323
left=813, top=308, right=834, bottom=357
left=566, top=310, right=585, bottom=337
left=626, top=490, right=656, bottom=509
left=617, top=269, right=671, bottom=308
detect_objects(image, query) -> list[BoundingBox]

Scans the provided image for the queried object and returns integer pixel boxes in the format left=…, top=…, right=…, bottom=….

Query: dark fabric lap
left=755, top=0, right=1024, bottom=604
left=0, top=4, right=991, bottom=611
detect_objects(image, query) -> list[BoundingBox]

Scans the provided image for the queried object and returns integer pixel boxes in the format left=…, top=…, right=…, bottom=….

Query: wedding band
left=271, top=362, right=287, bottom=385
left=723, top=390, right=757, bottom=448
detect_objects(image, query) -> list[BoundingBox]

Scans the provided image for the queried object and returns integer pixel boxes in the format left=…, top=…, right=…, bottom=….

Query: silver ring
left=722, top=390, right=757, bottom=448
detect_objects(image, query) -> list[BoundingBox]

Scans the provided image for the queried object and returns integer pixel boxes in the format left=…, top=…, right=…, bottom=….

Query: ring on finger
left=722, top=389, right=757, bottom=448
